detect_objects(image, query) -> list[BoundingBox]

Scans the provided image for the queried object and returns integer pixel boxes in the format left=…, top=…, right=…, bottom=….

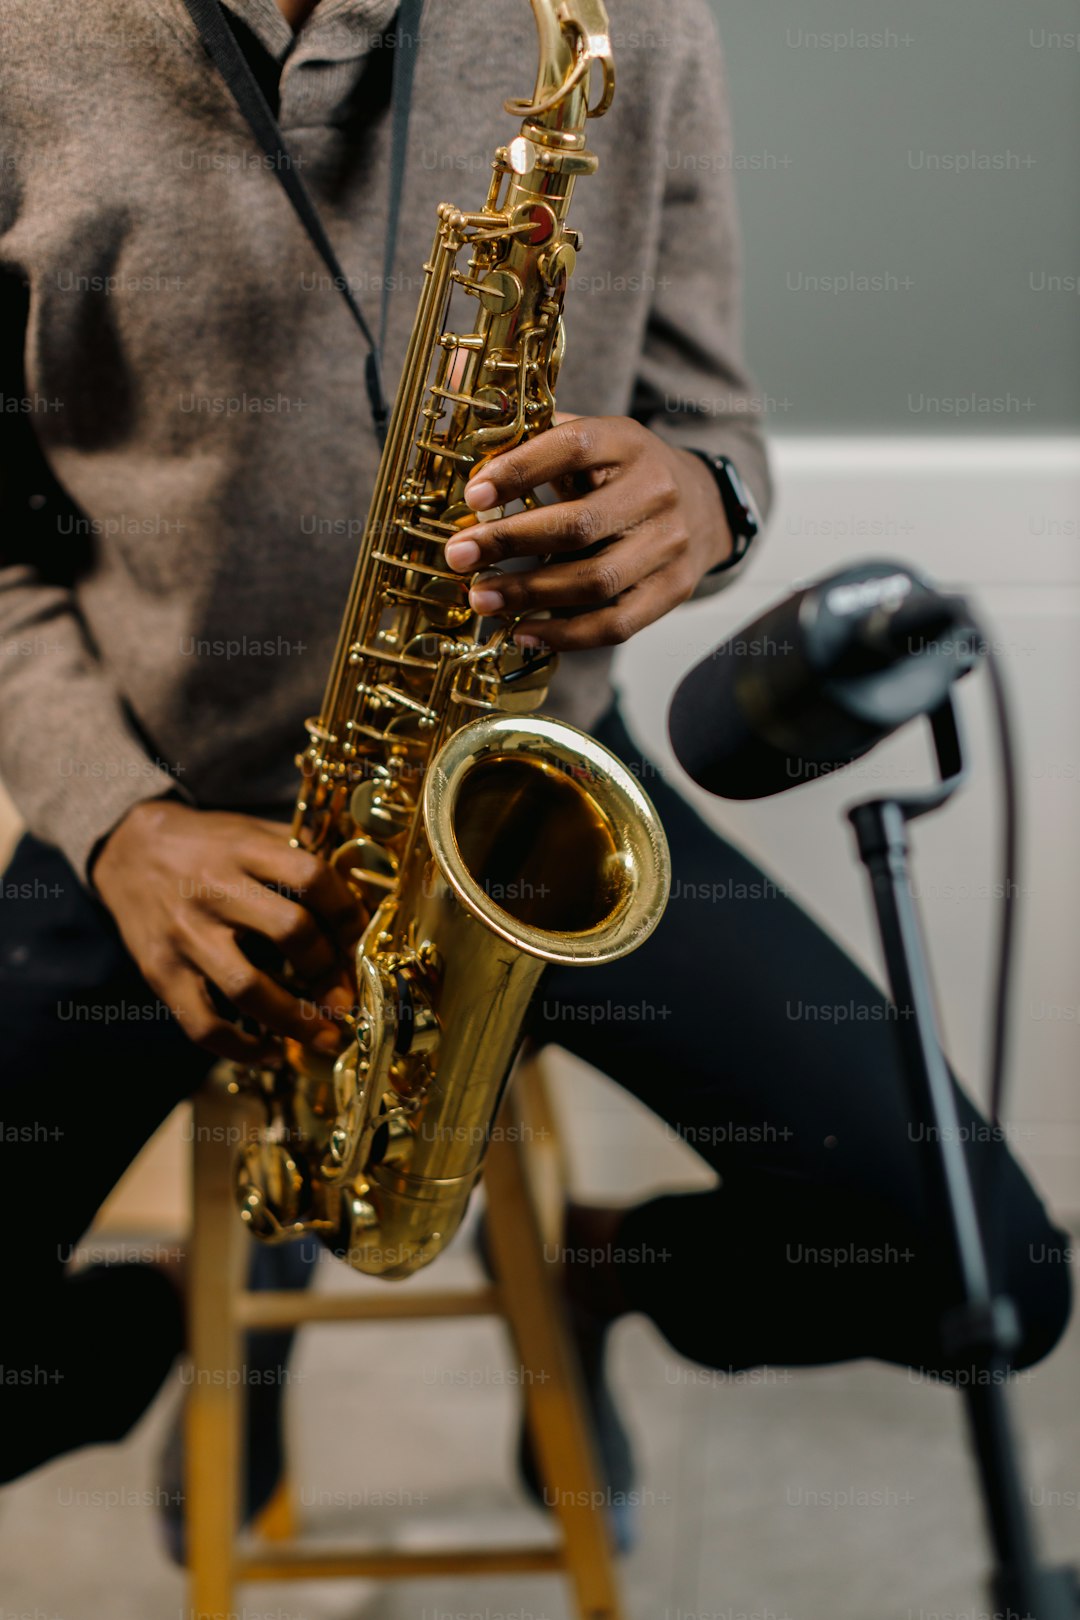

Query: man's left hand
left=444, top=416, right=734, bottom=652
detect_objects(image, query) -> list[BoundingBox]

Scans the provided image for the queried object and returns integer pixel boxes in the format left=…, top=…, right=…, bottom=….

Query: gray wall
left=706, top=0, right=1080, bottom=432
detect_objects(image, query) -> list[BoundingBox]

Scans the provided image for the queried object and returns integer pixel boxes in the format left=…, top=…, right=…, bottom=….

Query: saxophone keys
left=348, top=778, right=412, bottom=840
left=320, top=957, right=396, bottom=1180
left=418, top=575, right=471, bottom=630
left=401, top=629, right=443, bottom=664
left=328, top=1126, right=352, bottom=1165
left=235, top=1140, right=307, bottom=1239
left=321, top=1048, right=368, bottom=1176
left=540, top=240, right=576, bottom=287
left=330, top=836, right=399, bottom=898
left=507, top=135, right=538, bottom=175
left=385, top=711, right=436, bottom=743
left=511, top=199, right=557, bottom=245
left=477, top=269, right=523, bottom=315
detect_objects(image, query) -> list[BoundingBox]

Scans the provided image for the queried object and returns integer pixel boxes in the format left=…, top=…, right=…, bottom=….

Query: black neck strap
left=179, top=0, right=425, bottom=446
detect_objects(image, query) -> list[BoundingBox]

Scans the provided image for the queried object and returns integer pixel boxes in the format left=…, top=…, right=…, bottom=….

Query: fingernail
left=324, top=987, right=354, bottom=1015
left=446, top=539, right=481, bottom=570
left=464, top=479, right=498, bottom=511
left=314, top=1027, right=345, bottom=1055
left=470, top=587, right=505, bottom=614
left=515, top=633, right=542, bottom=650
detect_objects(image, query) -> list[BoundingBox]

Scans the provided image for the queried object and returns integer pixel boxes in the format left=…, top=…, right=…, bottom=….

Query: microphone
left=668, top=560, right=980, bottom=800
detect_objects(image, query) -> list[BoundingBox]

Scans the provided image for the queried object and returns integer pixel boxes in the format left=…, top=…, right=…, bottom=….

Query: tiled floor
left=3, top=1193, right=1078, bottom=1620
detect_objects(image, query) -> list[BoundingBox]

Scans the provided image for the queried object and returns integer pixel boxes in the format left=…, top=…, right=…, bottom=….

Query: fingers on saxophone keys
left=463, top=417, right=619, bottom=509
left=248, top=836, right=366, bottom=956
left=197, top=936, right=348, bottom=1055
left=513, top=590, right=651, bottom=654
left=174, top=969, right=280, bottom=1066
left=446, top=492, right=615, bottom=578
left=482, top=554, right=625, bottom=619
left=474, top=521, right=659, bottom=621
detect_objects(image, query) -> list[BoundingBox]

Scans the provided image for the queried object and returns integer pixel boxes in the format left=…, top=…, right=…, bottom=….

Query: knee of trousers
left=1003, top=1213, right=1073, bottom=1371
left=976, top=1138, right=1073, bottom=1371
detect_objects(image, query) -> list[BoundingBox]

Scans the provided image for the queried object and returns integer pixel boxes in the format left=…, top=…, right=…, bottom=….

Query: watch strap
left=687, top=450, right=760, bottom=575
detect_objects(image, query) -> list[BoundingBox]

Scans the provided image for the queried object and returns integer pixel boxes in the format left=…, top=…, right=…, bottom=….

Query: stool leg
left=484, top=1091, right=625, bottom=1620
left=186, top=1077, right=249, bottom=1619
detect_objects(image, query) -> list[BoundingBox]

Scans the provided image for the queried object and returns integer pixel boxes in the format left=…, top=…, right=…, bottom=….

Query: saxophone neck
left=506, top=0, right=615, bottom=137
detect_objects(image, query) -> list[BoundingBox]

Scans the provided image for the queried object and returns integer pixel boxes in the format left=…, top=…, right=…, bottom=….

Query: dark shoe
left=157, top=1237, right=319, bottom=1565
left=476, top=1213, right=639, bottom=1553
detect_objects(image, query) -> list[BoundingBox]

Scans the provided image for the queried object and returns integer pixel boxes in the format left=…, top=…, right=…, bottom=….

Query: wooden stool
left=185, top=1057, right=625, bottom=1620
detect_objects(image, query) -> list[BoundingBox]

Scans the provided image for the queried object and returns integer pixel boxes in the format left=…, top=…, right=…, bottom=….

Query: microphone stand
left=847, top=694, right=1078, bottom=1620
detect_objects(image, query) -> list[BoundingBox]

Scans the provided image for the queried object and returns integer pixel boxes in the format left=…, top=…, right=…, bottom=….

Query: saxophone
left=234, top=0, right=670, bottom=1279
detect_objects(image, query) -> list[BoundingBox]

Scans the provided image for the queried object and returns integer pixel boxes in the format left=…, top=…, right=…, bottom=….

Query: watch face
left=692, top=451, right=760, bottom=572
left=719, top=457, right=759, bottom=541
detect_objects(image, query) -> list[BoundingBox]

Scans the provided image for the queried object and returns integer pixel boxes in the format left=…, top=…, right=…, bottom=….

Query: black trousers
left=0, top=706, right=1070, bottom=1482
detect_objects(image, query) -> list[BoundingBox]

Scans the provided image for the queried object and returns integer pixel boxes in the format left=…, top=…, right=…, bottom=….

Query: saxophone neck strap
left=178, top=0, right=426, bottom=446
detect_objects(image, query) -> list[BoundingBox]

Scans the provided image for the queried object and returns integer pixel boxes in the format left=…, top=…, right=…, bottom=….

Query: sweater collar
left=220, top=0, right=401, bottom=65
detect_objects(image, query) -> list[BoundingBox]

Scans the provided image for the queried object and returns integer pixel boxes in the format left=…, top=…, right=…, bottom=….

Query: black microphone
left=668, top=560, right=980, bottom=800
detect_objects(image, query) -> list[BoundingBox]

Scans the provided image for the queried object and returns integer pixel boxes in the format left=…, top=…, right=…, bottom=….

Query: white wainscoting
left=615, top=437, right=1080, bottom=1218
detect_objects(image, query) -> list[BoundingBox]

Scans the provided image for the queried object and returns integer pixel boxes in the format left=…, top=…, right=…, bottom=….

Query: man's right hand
left=92, top=799, right=365, bottom=1065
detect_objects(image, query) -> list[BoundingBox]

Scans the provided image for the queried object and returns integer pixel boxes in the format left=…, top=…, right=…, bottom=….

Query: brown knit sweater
left=0, top=0, right=771, bottom=880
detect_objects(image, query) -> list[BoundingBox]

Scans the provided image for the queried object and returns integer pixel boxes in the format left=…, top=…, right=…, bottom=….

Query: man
left=0, top=0, right=1069, bottom=1548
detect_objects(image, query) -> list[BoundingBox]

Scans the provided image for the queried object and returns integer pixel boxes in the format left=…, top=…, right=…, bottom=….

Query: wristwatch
left=687, top=451, right=761, bottom=575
